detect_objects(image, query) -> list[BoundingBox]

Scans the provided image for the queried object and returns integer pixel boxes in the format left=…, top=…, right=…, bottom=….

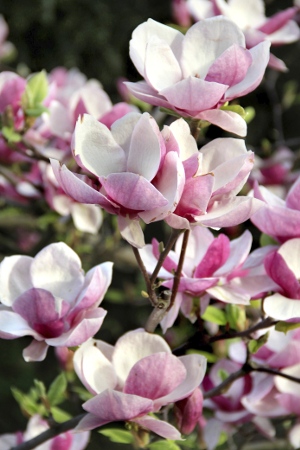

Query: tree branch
left=168, top=229, right=190, bottom=311
left=10, top=413, right=87, bottom=450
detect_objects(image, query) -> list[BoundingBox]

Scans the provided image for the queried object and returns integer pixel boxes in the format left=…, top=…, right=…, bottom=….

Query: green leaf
left=217, top=369, right=229, bottom=382
left=25, top=105, right=49, bottom=117
left=248, top=332, right=269, bottom=354
left=34, top=379, right=47, bottom=398
left=260, top=233, right=278, bottom=247
left=225, top=304, right=246, bottom=331
left=275, top=321, right=300, bottom=334
left=26, top=70, right=48, bottom=106
left=220, top=104, right=246, bottom=118
left=11, top=387, right=45, bottom=416
left=244, top=106, right=255, bottom=124
left=148, top=441, right=181, bottom=450
left=47, top=372, right=67, bottom=406
left=202, top=305, right=227, bottom=325
left=1, top=126, right=21, bottom=143
left=99, top=428, right=135, bottom=444
left=50, top=406, right=72, bottom=422
left=186, top=349, right=218, bottom=363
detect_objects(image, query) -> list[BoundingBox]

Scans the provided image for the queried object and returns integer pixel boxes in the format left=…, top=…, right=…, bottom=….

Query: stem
left=150, top=228, right=182, bottom=284
left=10, top=414, right=87, bottom=450
left=189, top=119, right=201, bottom=140
left=254, top=367, right=300, bottom=384
left=209, top=317, right=278, bottom=344
left=145, top=290, right=171, bottom=333
left=204, top=368, right=247, bottom=399
left=132, top=246, right=158, bottom=306
left=168, top=229, right=190, bottom=311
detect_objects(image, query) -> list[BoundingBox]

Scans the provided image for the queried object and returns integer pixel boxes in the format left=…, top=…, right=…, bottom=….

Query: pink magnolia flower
left=174, top=387, right=203, bottom=434
left=0, top=71, right=26, bottom=130
left=74, top=329, right=207, bottom=439
left=172, top=0, right=192, bottom=27
left=140, top=227, right=276, bottom=331
left=0, top=414, right=90, bottom=450
left=250, top=176, right=300, bottom=243
left=0, top=242, right=113, bottom=361
left=262, top=238, right=300, bottom=321
left=163, top=137, right=261, bottom=230
left=187, top=0, right=300, bottom=71
left=51, top=112, right=187, bottom=248
left=126, top=17, right=270, bottom=135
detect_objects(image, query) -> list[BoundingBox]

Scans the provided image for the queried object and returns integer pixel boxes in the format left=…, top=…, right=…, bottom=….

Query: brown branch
left=132, top=246, right=158, bottom=306
left=209, top=317, right=278, bottom=344
left=168, top=229, right=190, bottom=311
left=150, top=228, right=182, bottom=284
left=204, top=368, right=248, bottom=399
left=10, top=413, right=87, bottom=450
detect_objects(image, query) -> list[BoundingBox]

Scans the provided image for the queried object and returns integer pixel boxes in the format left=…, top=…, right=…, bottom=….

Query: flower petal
left=23, top=340, right=49, bottom=362
left=264, top=294, right=300, bottom=321
left=0, top=255, right=33, bottom=305
left=134, top=416, right=182, bottom=440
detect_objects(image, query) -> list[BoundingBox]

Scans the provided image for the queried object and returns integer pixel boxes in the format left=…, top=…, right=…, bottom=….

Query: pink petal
left=197, top=109, right=247, bottom=136
left=152, top=237, right=178, bottom=274
left=100, top=103, right=137, bottom=129
left=50, top=159, right=118, bottom=214
left=112, top=329, right=171, bottom=386
left=125, top=81, right=172, bottom=109
left=264, top=251, right=300, bottom=298
left=100, top=173, right=168, bottom=211
left=0, top=309, right=40, bottom=339
left=160, top=292, right=184, bottom=333
left=194, top=234, right=230, bottom=278
left=30, top=242, right=84, bottom=302
left=73, top=114, right=126, bottom=177
left=117, top=216, right=145, bottom=248
left=144, top=36, right=182, bottom=91
left=154, top=354, right=207, bottom=408
left=46, top=308, right=107, bottom=347
left=286, top=177, right=300, bottom=211
left=134, top=416, right=182, bottom=440
left=160, top=77, right=227, bottom=112
left=206, top=45, right=252, bottom=86
left=258, top=7, right=298, bottom=35
left=23, top=340, right=49, bottom=362
left=127, top=113, right=162, bottom=181
left=225, top=41, right=270, bottom=101
left=0, top=255, right=33, bottom=305
left=124, top=353, right=186, bottom=399
left=175, top=174, right=214, bottom=220
left=163, top=277, right=217, bottom=295
left=82, top=390, right=153, bottom=423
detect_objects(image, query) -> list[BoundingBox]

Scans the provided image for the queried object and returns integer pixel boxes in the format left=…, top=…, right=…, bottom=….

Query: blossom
left=250, top=176, right=300, bottom=243
left=140, top=227, right=277, bottom=331
left=187, top=0, right=300, bottom=71
left=163, top=137, right=261, bottom=230
left=174, top=387, right=203, bottom=434
left=0, top=414, right=90, bottom=450
left=51, top=112, right=186, bottom=248
left=262, top=238, right=300, bottom=321
left=74, top=329, right=207, bottom=439
left=0, top=242, right=113, bottom=361
left=0, top=15, right=15, bottom=61
left=126, top=17, right=270, bottom=135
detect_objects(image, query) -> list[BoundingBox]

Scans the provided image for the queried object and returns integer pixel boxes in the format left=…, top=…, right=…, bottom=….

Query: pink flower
left=250, top=176, right=300, bottom=243
left=263, top=238, right=300, bottom=321
left=74, top=329, right=207, bottom=439
left=172, top=0, right=192, bottom=27
left=174, top=387, right=203, bottom=434
left=51, top=112, right=186, bottom=248
left=0, top=414, right=90, bottom=450
left=164, top=137, right=261, bottom=230
left=126, top=17, right=270, bottom=135
left=187, top=0, right=300, bottom=71
left=0, top=16, right=15, bottom=61
left=0, top=242, right=113, bottom=361
left=0, top=71, right=26, bottom=130
left=140, top=227, right=276, bottom=331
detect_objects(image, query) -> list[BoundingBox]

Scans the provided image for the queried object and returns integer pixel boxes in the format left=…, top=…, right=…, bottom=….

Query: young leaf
left=202, top=306, right=227, bottom=325
left=186, top=349, right=218, bottom=363
left=275, top=321, right=300, bottom=334
left=99, top=428, right=135, bottom=444
left=1, top=126, right=21, bottom=143
left=26, top=70, right=48, bottom=106
left=225, top=304, right=246, bottom=331
left=50, top=406, right=72, bottom=423
left=47, top=372, right=67, bottom=406
left=147, top=441, right=181, bottom=450
left=248, top=332, right=269, bottom=354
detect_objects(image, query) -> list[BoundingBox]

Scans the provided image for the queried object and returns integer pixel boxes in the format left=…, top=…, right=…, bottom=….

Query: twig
left=209, top=317, right=278, bottom=343
left=132, top=246, right=158, bottom=306
left=168, top=229, right=190, bottom=311
left=150, top=228, right=182, bottom=284
left=204, top=368, right=248, bottom=399
left=10, top=413, right=87, bottom=450
left=145, top=290, right=171, bottom=333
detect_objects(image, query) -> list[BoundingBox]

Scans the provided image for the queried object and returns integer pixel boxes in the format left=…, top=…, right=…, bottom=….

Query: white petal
left=0, top=255, right=33, bottom=305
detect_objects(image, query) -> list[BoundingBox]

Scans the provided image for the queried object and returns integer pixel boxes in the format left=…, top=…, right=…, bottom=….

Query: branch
left=209, top=317, right=278, bottom=343
left=10, top=413, right=87, bottom=450
left=168, top=229, right=190, bottom=311
left=203, top=368, right=248, bottom=399
left=150, top=228, right=182, bottom=284
left=132, top=246, right=158, bottom=306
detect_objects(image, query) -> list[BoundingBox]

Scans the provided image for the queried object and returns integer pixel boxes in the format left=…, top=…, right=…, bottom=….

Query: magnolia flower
left=126, top=17, right=270, bottom=135
left=250, top=176, right=300, bottom=242
left=0, top=15, right=15, bottom=61
left=51, top=112, right=186, bottom=248
left=164, top=137, right=261, bottom=230
left=0, top=71, right=26, bottom=130
left=174, top=387, right=203, bottom=434
left=74, top=329, right=207, bottom=439
left=0, top=242, right=113, bottom=361
left=140, top=227, right=276, bottom=331
left=187, top=0, right=300, bottom=71
left=263, top=238, right=300, bottom=321
left=0, top=415, right=90, bottom=450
